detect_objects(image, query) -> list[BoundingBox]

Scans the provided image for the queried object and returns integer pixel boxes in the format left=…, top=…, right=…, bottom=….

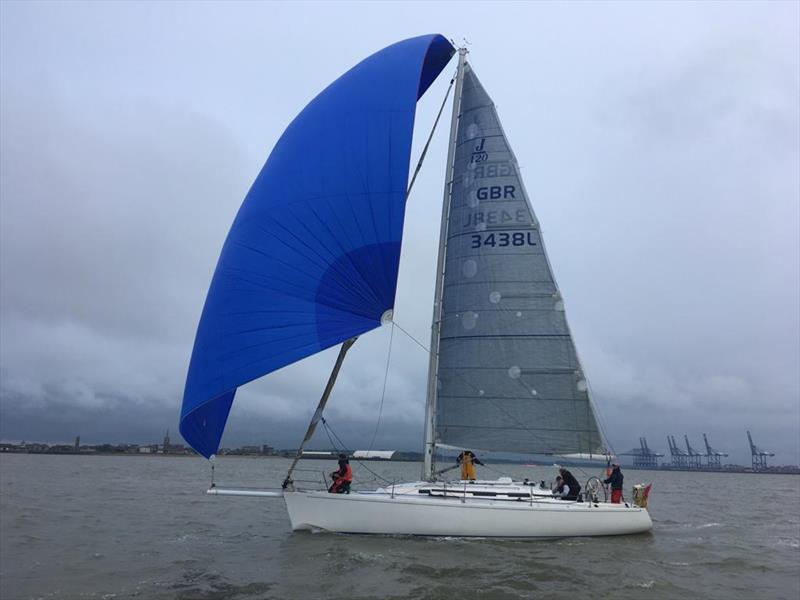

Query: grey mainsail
left=431, top=62, right=605, bottom=457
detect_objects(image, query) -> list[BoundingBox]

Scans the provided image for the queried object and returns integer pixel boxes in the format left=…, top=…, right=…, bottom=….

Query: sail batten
left=432, top=63, right=605, bottom=457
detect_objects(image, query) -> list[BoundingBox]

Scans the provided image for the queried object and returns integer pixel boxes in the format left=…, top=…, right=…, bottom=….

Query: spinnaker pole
left=283, top=337, right=357, bottom=489
left=422, top=47, right=468, bottom=481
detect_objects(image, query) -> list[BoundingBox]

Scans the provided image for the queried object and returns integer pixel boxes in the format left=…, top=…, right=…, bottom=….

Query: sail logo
left=470, top=138, right=488, bottom=163
left=476, top=186, right=515, bottom=200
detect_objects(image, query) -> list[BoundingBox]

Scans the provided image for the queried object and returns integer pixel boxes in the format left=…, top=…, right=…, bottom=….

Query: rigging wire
left=366, top=322, right=395, bottom=452
left=395, top=317, right=557, bottom=472
left=393, top=320, right=431, bottom=354
left=321, top=417, right=391, bottom=485
left=405, top=70, right=457, bottom=200
left=555, top=461, right=597, bottom=487
left=478, top=461, right=514, bottom=479
left=585, top=377, right=617, bottom=458
left=395, top=316, right=602, bottom=473
left=318, top=420, right=381, bottom=486
left=396, top=319, right=576, bottom=456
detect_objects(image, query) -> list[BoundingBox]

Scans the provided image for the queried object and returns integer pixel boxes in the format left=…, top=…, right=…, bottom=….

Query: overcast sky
left=1, top=1, right=798, bottom=465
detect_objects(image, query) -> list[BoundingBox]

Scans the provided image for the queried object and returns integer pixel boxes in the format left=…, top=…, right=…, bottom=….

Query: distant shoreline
left=0, top=452, right=410, bottom=460
left=1, top=451, right=798, bottom=474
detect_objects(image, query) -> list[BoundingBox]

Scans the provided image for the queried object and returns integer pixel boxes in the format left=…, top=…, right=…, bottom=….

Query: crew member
left=552, top=475, right=570, bottom=499
left=328, top=453, right=352, bottom=494
left=557, top=467, right=581, bottom=501
left=456, top=450, right=484, bottom=481
left=604, top=463, right=624, bottom=503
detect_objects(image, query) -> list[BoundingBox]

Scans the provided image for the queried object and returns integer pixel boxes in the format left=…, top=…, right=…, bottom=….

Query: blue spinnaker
left=180, top=35, right=454, bottom=458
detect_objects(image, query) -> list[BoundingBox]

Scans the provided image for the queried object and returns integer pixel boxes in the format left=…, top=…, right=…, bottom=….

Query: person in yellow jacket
left=456, top=450, right=484, bottom=480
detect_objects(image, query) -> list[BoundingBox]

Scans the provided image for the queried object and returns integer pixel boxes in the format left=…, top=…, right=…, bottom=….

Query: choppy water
left=1, top=454, right=798, bottom=600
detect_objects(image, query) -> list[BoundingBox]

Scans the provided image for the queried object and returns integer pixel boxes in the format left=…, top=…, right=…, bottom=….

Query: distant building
left=49, top=444, right=76, bottom=453
left=0, top=443, right=26, bottom=453
left=353, top=450, right=396, bottom=460
left=301, top=451, right=335, bottom=459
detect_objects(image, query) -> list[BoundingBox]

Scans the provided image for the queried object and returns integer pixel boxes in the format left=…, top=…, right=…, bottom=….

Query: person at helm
left=604, top=463, right=624, bottom=503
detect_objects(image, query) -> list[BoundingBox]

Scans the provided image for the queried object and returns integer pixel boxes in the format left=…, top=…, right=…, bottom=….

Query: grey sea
left=1, top=454, right=798, bottom=600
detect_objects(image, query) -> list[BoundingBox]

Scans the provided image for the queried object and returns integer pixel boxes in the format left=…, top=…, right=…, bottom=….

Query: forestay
left=180, top=35, right=454, bottom=459
left=433, top=63, right=605, bottom=456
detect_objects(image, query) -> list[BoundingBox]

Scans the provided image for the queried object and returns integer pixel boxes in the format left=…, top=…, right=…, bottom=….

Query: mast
left=422, top=47, right=467, bottom=481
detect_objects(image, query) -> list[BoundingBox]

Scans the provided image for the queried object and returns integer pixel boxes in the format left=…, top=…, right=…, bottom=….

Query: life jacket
left=338, top=463, right=353, bottom=482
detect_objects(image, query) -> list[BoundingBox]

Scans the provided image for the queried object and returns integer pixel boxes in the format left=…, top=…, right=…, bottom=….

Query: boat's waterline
left=282, top=489, right=653, bottom=537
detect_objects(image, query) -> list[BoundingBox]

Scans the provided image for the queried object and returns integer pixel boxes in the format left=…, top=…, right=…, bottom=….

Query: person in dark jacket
left=328, top=453, right=352, bottom=494
left=557, top=468, right=581, bottom=501
left=604, top=463, right=624, bottom=503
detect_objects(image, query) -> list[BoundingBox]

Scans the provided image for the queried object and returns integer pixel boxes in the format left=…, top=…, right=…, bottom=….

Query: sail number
left=473, top=163, right=513, bottom=178
left=470, top=231, right=537, bottom=249
left=477, top=186, right=516, bottom=200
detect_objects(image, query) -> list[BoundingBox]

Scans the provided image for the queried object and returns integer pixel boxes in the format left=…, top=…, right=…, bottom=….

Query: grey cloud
left=1, top=2, right=797, bottom=467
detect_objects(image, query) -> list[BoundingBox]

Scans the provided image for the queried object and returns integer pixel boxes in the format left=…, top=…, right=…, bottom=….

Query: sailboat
left=180, top=34, right=653, bottom=537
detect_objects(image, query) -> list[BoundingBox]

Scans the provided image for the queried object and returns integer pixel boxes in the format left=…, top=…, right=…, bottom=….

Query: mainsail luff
left=432, top=62, right=605, bottom=457
left=422, top=48, right=468, bottom=481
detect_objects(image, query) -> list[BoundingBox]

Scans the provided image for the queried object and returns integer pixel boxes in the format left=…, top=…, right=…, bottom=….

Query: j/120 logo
left=471, top=138, right=488, bottom=163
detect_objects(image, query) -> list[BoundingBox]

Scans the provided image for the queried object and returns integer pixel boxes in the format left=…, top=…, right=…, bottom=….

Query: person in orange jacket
left=328, top=453, right=352, bottom=494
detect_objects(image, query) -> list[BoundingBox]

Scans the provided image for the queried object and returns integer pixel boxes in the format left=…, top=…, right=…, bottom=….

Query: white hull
left=283, top=484, right=652, bottom=537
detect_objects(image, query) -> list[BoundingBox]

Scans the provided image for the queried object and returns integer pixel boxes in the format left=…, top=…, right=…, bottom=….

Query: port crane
left=667, top=435, right=689, bottom=468
left=621, top=437, right=663, bottom=468
left=747, top=430, right=774, bottom=471
left=684, top=435, right=704, bottom=469
left=702, top=433, right=728, bottom=468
